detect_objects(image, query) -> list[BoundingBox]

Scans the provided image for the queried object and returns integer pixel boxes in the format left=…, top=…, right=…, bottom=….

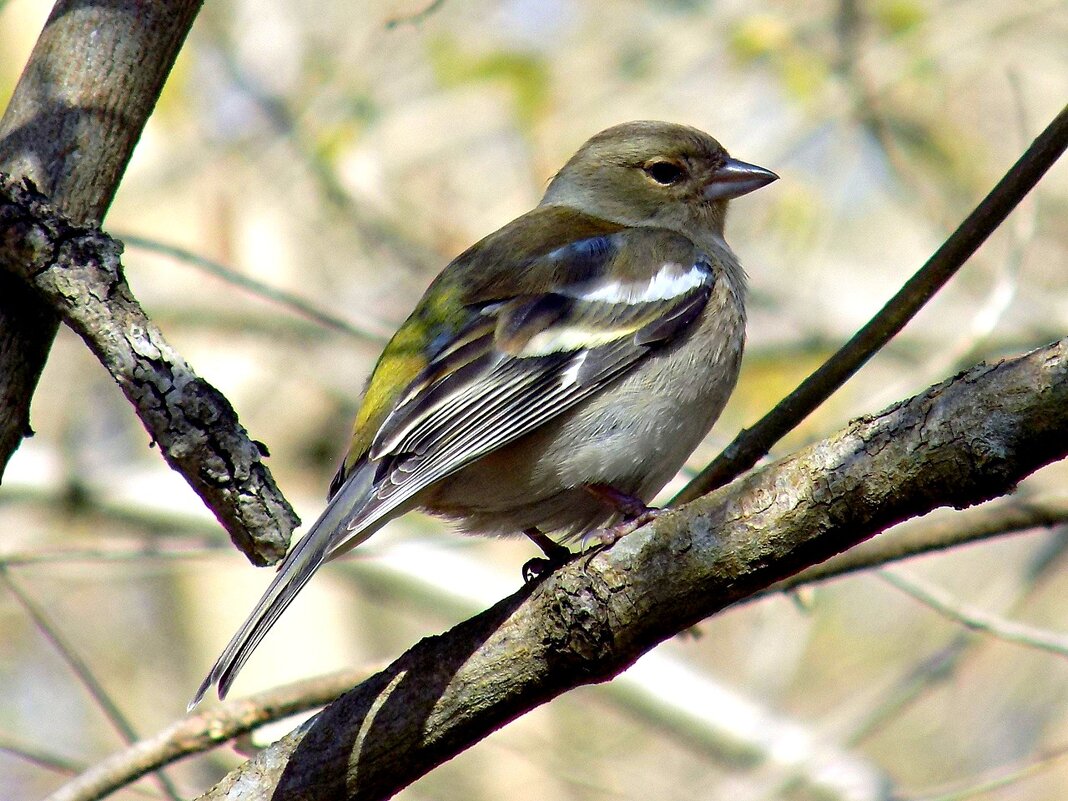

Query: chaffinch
left=192, top=120, right=777, bottom=704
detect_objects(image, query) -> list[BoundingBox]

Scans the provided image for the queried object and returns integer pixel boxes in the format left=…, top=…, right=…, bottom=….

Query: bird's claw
left=521, top=528, right=573, bottom=583
left=588, top=507, right=664, bottom=549
left=522, top=557, right=553, bottom=583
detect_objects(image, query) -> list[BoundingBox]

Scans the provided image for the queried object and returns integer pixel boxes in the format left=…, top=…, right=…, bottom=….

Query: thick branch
left=196, top=339, right=1068, bottom=800
left=0, top=0, right=202, bottom=476
left=27, top=495, right=1067, bottom=801
left=0, top=176, right=294, bottom=563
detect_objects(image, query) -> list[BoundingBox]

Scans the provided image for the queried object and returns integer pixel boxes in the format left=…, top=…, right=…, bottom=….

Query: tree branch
left=877, top=569, right=1068, bottom=658
left=42, top=668, right=378, bottom=801
left=771, top=494, right=1068, bottom=594
left=190, top=338, right=1067, bottom=800
left=0, top=0, right=202, bottom=476
left=0, top=176, right=295, bottom=564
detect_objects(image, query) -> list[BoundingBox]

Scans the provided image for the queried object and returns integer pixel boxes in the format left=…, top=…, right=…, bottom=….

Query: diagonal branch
left=0, top=176, right=295, bottom=564
left=191, top=338, right=1067, bottom=800
left=675, top=102, right=1068, bottom=503
left=26, top=495, right=1068, bottom=801
left=877, top=569, right=1068, bottom=658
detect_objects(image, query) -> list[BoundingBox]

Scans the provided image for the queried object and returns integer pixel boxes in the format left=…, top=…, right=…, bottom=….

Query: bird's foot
left=583, top=483, right=662, bottom=546
left=584, top=483, right=654, bottom=520
left=588, top=506, right=664, bottom=549
left=522, top=528, right=573, bottom=583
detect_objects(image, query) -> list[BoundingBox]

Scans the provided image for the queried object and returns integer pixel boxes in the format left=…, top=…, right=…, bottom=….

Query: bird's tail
left=189, top=464, right=383, bottom=708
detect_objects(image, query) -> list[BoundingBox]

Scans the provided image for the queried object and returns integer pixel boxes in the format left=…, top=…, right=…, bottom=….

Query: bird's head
left=542, top=120, right=777, bottom=239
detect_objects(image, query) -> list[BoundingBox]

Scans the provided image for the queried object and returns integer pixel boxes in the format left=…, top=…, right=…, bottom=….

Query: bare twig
left=41, top=668, right=379, bottom=801
left=770, top=495, right=1068, bottom=594
left=765, top=503, right=1068, bottom=748
left=907, top=742, right=1068, bottom=801
left=0, top=176, right=297, bottom=565
left=675, top=102, right=1068, bottom=503
left=0, top=569, right=182, bottom=801
left=0, top=733, right=83, bottom=776
left=117, top=232, right=391, bottom=344
left=385, top=0, right=448, bottom=28
left=878, top=569, right=1068, bottom=658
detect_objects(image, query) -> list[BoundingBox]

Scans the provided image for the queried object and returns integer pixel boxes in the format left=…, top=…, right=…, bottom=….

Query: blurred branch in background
left=878, top=569, right=1068, bottom=659
left=773, top=495, right=1068, bottom=594
left=204, top=39, right=440, bottom=276
left=676, top=102, right=1068, bottom=504
left=903, top=743, right=1068, bottom=801
left=0, top=569, right=181, bottom=801
left=117, top=232, right=392, bottom=344
left=838, top=520, right=1068, bottom=750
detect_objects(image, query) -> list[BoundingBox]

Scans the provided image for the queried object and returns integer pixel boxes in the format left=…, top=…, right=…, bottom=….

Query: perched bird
left=191, top=121, right=777, bottom=705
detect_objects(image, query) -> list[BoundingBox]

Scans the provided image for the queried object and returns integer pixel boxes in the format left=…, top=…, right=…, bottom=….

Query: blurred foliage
left=428, top=36, right=552, bottom=126
left=1, top=0, right=1067, bottom=800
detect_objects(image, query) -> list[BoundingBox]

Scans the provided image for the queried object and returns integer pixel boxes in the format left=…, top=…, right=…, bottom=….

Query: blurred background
left=1, top=0, right=1067, bottom=799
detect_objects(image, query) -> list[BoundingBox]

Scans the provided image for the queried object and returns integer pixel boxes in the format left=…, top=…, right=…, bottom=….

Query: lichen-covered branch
left=0, top=175, right=294, bottom=564
left=196, top=339, right=1067, bottom=800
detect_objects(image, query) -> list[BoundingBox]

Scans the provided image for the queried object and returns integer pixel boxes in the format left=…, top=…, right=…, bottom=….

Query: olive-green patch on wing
left=331, top=279, right=472, bottom=497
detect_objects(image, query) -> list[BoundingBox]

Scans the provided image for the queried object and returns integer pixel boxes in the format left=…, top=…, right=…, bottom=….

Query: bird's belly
left=423, top=300, right=744, bottom=538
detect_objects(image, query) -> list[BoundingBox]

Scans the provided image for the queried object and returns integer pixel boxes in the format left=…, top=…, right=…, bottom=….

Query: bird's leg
left=521, top=528, right=572, bottom=583
left=584, top=483, right=663, bottom=546
left=584, top=483, right=654, bottom=519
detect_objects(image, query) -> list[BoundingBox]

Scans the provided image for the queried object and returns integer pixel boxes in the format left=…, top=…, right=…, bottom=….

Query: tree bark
left=0, top=176, right=297, bottom=562
left=196, top=338, right=1068, bottom=801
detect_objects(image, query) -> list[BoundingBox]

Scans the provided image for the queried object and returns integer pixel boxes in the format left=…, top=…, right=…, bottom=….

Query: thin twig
left=769, top=495, right=1068, bottom=594
left=907, top=741, right=1068, bottom=801
left=837, top=518, right=1068, bottom=747
left=41, top=667, right=379, bottom=801
left=878, top=569, right=1068, bottom=658
left=0, top=733, right=83, bottom=776
left=675, top=102, right=1068, bottom=503
left=0, top=547, right=223, bottom=567
left=0, top=568, right=183, bottom=801
left=385, top=0, right=448, bottom=28
left=118, top=233, right=391, bottom=344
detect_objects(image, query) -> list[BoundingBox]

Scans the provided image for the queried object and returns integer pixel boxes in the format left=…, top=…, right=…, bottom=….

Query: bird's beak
left=702, top=157, right=779, bottom=201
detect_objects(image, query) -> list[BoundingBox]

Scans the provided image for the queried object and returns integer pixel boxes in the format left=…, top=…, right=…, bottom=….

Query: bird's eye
left=644, top=161, right=686, bottom=185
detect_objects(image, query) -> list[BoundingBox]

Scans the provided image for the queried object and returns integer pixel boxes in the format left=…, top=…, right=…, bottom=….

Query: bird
left=191, top=120, right=777, bottom=706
